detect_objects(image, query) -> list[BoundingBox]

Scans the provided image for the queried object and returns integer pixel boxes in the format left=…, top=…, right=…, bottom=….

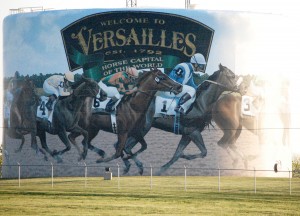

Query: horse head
left=197, top=64, right=239, bottom=95
left=236, top=74, right=253, bottom=96
left=73, top=76, right=100, bottom=98
left=216, top=64, right=239, bottom=92
left=137, top=68, right=182, bottom=95
left=18, top=77, right=39, bottom=107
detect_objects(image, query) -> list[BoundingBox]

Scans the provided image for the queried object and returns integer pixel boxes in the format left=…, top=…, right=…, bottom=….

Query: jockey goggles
left=197, top=64, right=205, bottom=71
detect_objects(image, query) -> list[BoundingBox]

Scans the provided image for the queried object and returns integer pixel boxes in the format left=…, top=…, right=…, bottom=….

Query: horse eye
left=155, top=77, right=160, bottom=83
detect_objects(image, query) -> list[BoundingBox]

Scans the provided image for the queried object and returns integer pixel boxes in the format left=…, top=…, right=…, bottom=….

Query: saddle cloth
left=241, top=95, right=256, bottom=117
left=38, top=94, right=112, bottom=117
left=92, top=97, right=119, bottom=134
left=37, top=96, right=50, bottom=119
left=92, top=97, right=120, bottom=113
left=154, top=96, right=178, bottom=117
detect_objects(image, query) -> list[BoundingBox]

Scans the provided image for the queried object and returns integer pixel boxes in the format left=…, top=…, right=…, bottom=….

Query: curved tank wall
left=2, top=8, right=297, bottom=178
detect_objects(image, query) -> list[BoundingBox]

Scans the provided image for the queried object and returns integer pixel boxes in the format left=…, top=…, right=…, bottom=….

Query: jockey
left=168, top=53, right=207, bottom=114
left=43, top=71, right=75, bottom=110
left=99, top=67, right=139, bottom=112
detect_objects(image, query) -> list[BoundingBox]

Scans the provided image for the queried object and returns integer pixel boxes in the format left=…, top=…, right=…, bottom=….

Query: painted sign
left=61, top=11, right=214, bottom=81
left=2, top=9, right=295, bottom=179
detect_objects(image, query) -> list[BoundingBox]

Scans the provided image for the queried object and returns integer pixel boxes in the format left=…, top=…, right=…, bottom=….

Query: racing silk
left=168, top=63, right=197, bottom=89
left=101, top=72, right=133, bottom=95
left=44, top=75, right=71, bottom=97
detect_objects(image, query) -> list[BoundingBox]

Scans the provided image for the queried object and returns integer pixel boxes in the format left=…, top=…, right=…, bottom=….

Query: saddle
left=37, top=96, right=57, bottom=122
left=154, top=96, right=179, bottom=117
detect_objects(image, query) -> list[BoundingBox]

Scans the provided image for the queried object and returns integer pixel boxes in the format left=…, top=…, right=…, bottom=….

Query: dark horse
left=70, top=64, right=239, bottom=174
left=68, top=68, right=183, bottom=163
left=213, top=76, right=291, bottom=169
left=118, top=64, right=240, bottom=174
left=6, top=77, right=41, bottom=154
left=211, top=74, right=254, bottom=168
left=36, top=76, right=99, bottom=162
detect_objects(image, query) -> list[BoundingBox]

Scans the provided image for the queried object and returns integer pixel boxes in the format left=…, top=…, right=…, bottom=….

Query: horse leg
left=86, top=125, right=106, bottom=158
left=158, top=135, right=192, bottom=175
left=119, top=140, right=133, bottom=175
left=97, top=133, right=128, bottom=163
left=30, top=131, right=48, bottom=161
left=67, top=131, right=86, bottom=160
left=123, top=133, right=147, bottom=160
left=52, top=130, right=72, bottom=158
left=69, top=127, right=106, bottom=159
left=15, top=135, right=25, bottom=153
left=122, top=135, right=147, bottom=175
left=181, top=130, right=207, bottom=160
left=37, top=129, right=62, bottom=163
left=66, top=125, right=89, bottom=161
left=121, top=117, right=153, bottom=174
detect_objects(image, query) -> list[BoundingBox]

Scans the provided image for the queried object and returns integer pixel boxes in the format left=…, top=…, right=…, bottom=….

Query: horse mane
left=196, top=70, right=221, bottom=95
left=135, top=70, right=151, bottom=87
left=118, top=69, right=157, bottom=107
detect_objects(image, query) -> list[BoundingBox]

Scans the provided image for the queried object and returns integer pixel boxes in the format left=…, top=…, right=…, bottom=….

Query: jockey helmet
left=190, top=53, right=206, bottom=65
left=126, top=67, right=139, bottom=77
left=64, top=71, right=75, bottom=82
left=190, top=53, right=207, bottom=71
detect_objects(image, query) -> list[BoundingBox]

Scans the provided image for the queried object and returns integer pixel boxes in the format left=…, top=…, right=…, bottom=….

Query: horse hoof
left=156, top=170, right=163, bottom=176
left=201, top=152, right=207, bottom=158
left=31, top=143, right=38, bottom=152
left=68, top=135, right=76, bottom=145
left=54, top=155, right=63, bottom=163
left=57, top=158, right=63, bottom=163
left=100, top=152, right=106, bottom=158
left=96, top=159, right=104, bottom=163
left=123, top=166, right=131, bottom=175
left=138, top=168, right=144, bottom=176
left=52, top=150, right=58, bottom=156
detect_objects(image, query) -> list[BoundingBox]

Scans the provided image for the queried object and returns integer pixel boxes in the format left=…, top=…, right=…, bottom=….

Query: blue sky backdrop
left=3, top=8, right=256, bottom=77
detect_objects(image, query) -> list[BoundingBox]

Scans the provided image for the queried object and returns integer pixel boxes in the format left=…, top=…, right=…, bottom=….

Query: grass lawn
left=0, top=176, right=300, bottom=215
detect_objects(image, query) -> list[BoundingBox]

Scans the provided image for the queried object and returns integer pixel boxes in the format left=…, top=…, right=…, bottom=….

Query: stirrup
left=174, top=106, right=184, bottom=114
left=105, top=106, right=115, bottom=112
left=46, top=101, right=53, bottom=111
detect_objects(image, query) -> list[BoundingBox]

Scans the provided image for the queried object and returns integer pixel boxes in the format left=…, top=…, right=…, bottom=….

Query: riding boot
left=46, top=94, right=57, bottom=111
left=105, top=96, right=118, bottom=112
left=174, top=93, right=192, bottom=114
left=37, top=117, right=53, bottom=133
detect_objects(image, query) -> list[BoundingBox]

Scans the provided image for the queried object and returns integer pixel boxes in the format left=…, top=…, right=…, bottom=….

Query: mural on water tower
left=2, top=9, right=293, bottom=178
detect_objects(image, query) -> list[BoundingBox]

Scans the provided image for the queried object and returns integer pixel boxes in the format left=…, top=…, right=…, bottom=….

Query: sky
left=1, top=0, right=299, bottom=77
left=1, top=0, right=300, bottom=155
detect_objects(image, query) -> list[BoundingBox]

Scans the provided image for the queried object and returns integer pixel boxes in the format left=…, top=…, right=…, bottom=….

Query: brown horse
left=211, top=75, right=291, bottom=169
left=211, top=75, right=254, bottom=167
left=118, top=64, right=241, bottom=175
left=36, top=76, right=99, bottom=162
left=68, top=68, right=183, bottom=163
left=6, top=77, right=41, bottom=154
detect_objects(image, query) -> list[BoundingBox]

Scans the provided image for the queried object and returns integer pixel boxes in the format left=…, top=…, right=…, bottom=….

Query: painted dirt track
left=2, top=121, right=290, bottom=178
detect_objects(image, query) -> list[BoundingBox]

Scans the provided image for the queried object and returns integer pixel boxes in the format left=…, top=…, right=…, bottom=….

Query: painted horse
left=36, top=76, right=99, bottom=161
left=68, top=68, right=183, bottom=163
left=212, top=76, right=291, bottom=170
left=120, top=64, right=242, bottom=174
left=6, top=77, right=41, bottom=154
left=211, top=74, right=255, bottom=168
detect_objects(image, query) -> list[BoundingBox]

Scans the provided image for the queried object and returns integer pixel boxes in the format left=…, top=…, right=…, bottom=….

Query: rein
left=202, top=79, right=238, bottom=92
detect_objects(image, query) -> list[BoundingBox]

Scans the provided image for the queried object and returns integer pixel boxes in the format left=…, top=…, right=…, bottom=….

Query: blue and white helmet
left=190, top=53, right=206, bottom=71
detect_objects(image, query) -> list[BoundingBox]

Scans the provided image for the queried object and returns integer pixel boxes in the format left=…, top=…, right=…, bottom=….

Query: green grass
left=0, top=176, right=300, bottom=215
